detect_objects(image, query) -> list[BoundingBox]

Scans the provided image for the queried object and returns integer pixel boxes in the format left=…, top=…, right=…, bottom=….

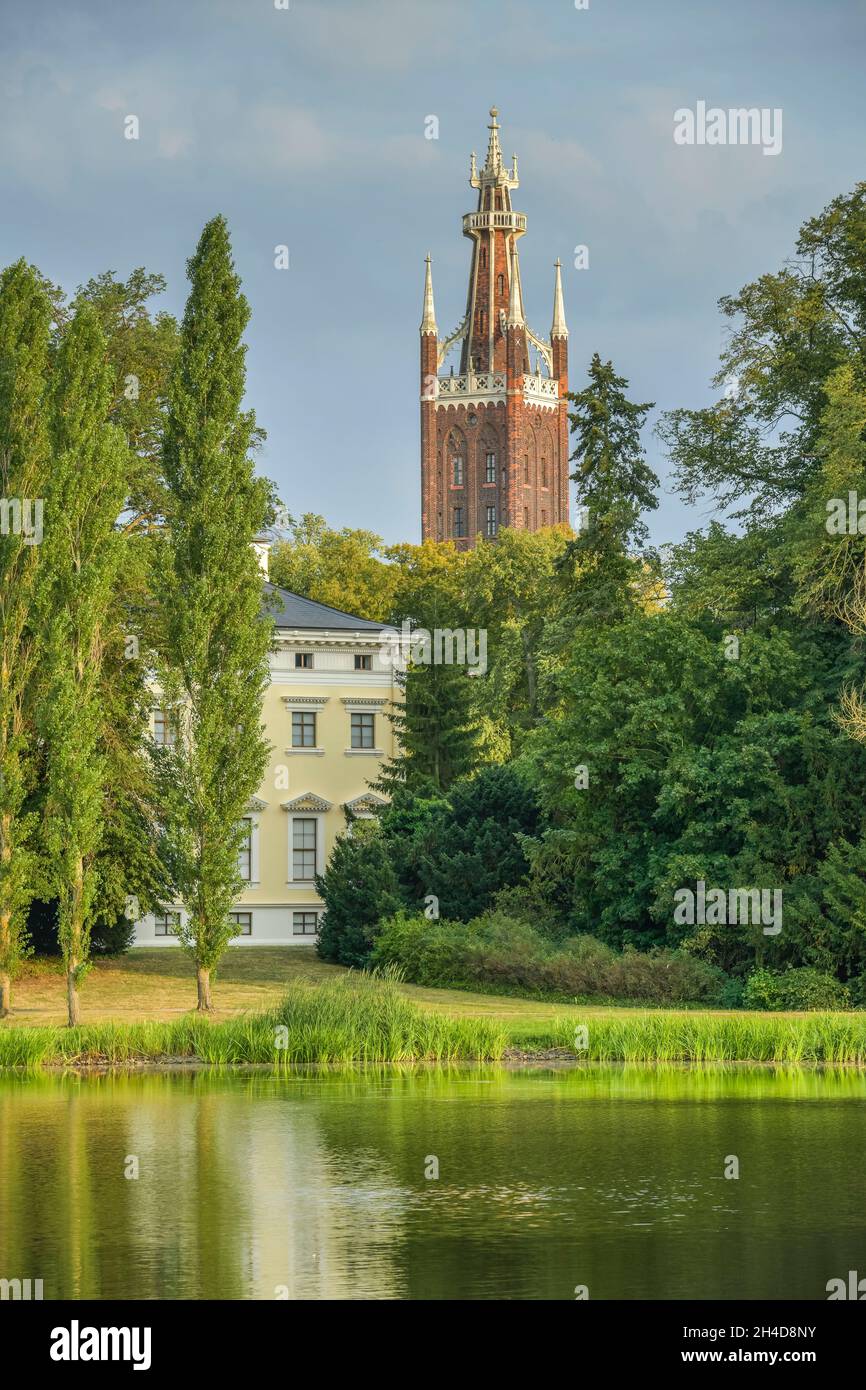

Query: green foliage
left=399, top=762, right=541, bottom=921
left=155, top=217, right=273, bottom=1000
left=378, top=661, right=481, bottom=795
left=0, top=261, right=51, bottom=1005
left=72, top=267, right=180, bottom=514
left=25, top=900, right=135, bottom=957
left=568, top=352, right=657, bottom=549
left=526, top=605, right=866, bottom=975
left=269, top=513, right=397, bottom=620
left=371, top=910, right=727, bottom=1004
left=742, top=967, right=851, bottom=1012
left=315, top=826, right=403, bottom=967
left=37, top=301, right=129, bottom=1022
left=0, top=972, right=507, bottom=1068
left=657, top=184, right=865, bottom=521
left=527, top=1012, right=866, bottom=1062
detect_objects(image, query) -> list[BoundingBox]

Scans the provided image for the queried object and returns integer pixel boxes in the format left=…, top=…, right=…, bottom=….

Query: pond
left=2, top=1065, right=865, bottom=1300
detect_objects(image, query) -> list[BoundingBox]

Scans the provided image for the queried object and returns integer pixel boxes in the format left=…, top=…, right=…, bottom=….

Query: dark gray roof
left=262, top=583, right=386, bottom=632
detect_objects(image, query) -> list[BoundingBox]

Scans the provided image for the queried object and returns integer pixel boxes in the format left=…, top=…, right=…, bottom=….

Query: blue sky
left=1, top=0, right=863, bottom=545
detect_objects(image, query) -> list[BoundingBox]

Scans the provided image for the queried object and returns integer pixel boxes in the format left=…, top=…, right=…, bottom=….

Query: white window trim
left=240, top=813, right=261, bottom=886
left=288, top=706, right=321, bottom=753
left=291, top=907, right=322, bottom=937
left=345, top=703, right=382, bottom=755
left=229, top=909, right=254, bottom=938
left=286, top=812, right=325, bottom=885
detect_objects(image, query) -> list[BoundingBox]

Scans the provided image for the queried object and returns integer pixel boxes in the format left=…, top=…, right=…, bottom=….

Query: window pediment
left=281, top=793, right=332, bottom=813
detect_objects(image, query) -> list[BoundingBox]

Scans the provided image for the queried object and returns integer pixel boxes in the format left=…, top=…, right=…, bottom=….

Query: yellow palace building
left=132, top=564, right=399, bottom=947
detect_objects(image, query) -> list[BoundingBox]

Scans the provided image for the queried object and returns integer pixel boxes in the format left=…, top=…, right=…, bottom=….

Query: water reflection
left=1, top=1065, right=865, bottom=1300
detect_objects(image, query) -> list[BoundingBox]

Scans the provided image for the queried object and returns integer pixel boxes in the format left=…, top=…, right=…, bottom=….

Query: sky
left=0, top=0, right=864, bottom=547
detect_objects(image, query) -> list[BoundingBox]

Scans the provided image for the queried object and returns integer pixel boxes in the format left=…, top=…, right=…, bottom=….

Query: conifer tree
left=376, top=662, right=480, bottom=796
left=0, top=261, right=50, bottom=1016
left=157, top=216, right=271, bottom=1011
left=566, top=354, right=657, bottom=622
left=39, top=304, right=128, bottom=1026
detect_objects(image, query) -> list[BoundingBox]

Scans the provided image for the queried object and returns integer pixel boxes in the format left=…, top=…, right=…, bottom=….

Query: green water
left=2, top=1065, right=865, bottom=1300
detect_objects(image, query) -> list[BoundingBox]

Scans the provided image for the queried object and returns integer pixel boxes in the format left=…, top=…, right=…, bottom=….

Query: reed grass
left=511, top=1011, right=866, bottom=1064
left=0, top=969, right=507, bottom=1069
left=4, top=970, right=866, bottom=1069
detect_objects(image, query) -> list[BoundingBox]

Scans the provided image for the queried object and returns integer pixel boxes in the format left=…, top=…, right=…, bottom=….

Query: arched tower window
left=497, top=274, right=504, bottom=297
left=448, top=430, right=466, bottom=488
left=480, top=429, right=499, bottom=487
left=479, top=245, right=487, bottom=270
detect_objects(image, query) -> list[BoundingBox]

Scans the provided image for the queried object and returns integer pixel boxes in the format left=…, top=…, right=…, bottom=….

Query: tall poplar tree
left=39, top=304, right=128, bottom=1025
left=0, top=262, right=50, bottom=1016
left=158, top=216, right=271, bottom=1011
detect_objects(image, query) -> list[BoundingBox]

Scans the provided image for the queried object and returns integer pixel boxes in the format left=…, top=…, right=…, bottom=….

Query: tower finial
left=551, top=258, right=568, bottom=339
left=484, top=105, right=503, bottom=174
left=420, top=254, right=437, bottom=335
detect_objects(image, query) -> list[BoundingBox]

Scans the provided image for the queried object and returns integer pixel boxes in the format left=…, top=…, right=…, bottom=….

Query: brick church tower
left=420, top=108, right=570, bottom=548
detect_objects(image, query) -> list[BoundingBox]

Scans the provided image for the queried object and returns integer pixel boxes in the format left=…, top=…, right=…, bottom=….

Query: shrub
left=372, top=911, right=730, bottom=1004
left=743, top=966, right=850, bottom=1012
left=605, top=948, right=726, bottom=1004
left=381, top=765, right=542, bottom=922
left=370, top=911, right=477, bottom=987
left=26, top=900, right=135, bottom=956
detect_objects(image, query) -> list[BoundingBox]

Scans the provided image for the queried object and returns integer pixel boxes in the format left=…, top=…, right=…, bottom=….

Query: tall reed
left=0, top=970, right=507, bottom=1069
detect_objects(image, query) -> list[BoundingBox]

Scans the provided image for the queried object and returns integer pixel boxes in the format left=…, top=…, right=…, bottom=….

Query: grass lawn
left=4, top=949, right=866, bottom=1065
left=3, top=947, right=345, bottom=1026
left=0, top=944, right=812, bottom=1035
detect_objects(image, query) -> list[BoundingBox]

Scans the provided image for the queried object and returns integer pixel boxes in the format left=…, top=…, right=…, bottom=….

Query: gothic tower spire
left=420, top=254, right=437, bottom=335
left=551, top=258, right=568, bottom=339
left=420, top=109, right=570, bottom=548
left=506, top=244, right=525, bottom=327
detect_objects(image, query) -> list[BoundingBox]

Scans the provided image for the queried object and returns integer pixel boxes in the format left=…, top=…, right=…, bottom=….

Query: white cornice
left=272, top=630, right=387, bottom=646
left=269, top=672, right=395, bottom=688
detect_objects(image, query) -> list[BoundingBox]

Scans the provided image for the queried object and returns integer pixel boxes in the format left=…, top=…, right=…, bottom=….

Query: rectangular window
left=295, top=652, right=313, bottom=669
left=292, top=818, right=317, bottom=881
left=351, top=712, right=375, bottom=749
left=541, top=457, right=548, bottom=487
left=453, top=505, right=465, bottom=538
left=541, top=510, right=547, bottom=527
left=155, top=911, right=180, bottom=937
left=292, top=710, right=316, bottom=747
left=354, top=654, right=372, bottom=671
left=523, top=455, right=529, bottom=483
left=229, top=911, right=252, bottom=937
left=153, top=708, right=176, bottom=748
left=524, top=506, right=529, bottom=528
left=485, top=451, right=496, bottom=484
left=292, top=911, right=319, bottom=937
left=485, top=505, right=497, bottom=538
left=238, top=818, right=252, bottom=880
left=452, top=456, right=464, bottom=486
